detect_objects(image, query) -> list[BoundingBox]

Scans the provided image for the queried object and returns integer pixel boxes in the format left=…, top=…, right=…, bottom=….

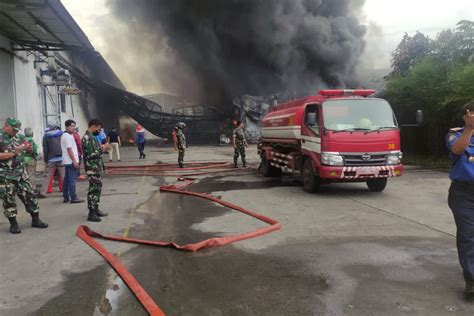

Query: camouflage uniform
left=233, top=127, right=246, bottom=166
left=24, top=134, right=39, bottom=189
left=81, top=131, right=104, bottom=211
left=176, top=129, right=186, bottom=165
left=0, top=128, right=39, bottom=219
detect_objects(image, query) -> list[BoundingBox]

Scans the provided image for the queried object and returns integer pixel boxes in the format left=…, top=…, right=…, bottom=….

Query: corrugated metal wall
left=0, top=35, right=15, bottom=121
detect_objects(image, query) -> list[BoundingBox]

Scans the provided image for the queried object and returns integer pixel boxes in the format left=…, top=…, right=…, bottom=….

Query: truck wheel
left=366, top=178, right=387, bottom=192
left=260, top=156, right=281, bottom=177
left=302, top=159, right=320, bottom=193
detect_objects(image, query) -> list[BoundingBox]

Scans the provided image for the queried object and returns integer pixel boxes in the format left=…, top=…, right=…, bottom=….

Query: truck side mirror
left=307, top=113, right=317, bottom=126
left=416, top=110, right=423, bottom=125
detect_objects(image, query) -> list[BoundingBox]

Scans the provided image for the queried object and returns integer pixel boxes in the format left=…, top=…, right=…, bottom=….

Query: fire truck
left=259, top=89, right=420, bottom=193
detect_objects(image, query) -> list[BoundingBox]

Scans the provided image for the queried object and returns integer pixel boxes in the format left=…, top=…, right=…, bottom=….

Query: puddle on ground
left=32, top=176, right=329, bottom=315
left=190, top=175, right=297, bottom=194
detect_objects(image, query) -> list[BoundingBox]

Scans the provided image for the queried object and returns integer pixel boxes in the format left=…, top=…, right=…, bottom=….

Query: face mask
left=93, top=131, right=100, bottom=136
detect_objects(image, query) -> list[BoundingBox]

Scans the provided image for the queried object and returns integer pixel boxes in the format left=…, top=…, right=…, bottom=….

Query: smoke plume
left=104, top=0, right=367, bottom=105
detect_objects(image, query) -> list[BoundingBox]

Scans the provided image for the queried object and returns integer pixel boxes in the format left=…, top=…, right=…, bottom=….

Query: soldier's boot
left=31, top=213, right=48, bottom=229
left=143, top=154, right=146, bottom=159
left=95, top=209, right=108, bottom=217
left=466, top=280, right=474, bottom=298
left=179, top=163, right=184, bottom=168
left=87, top=209, right=101, bottom=222
left=8, top=217, right=21, bottom=234
left=243, top=162, right=247, bottom=168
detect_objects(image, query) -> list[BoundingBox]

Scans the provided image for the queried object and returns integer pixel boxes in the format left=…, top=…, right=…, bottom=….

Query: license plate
left=356, top=167, right=378, bottom=175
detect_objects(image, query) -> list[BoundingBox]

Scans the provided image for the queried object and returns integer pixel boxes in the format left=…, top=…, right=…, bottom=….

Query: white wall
left=0, top=35, right=15, bottom=121
left=9, top=48, right=101, bottom=155
left=13, top=51, right=44, bottom=149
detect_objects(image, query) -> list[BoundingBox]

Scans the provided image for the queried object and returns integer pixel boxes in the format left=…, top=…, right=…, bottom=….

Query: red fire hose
left=76, top=162, right=280, bottom=316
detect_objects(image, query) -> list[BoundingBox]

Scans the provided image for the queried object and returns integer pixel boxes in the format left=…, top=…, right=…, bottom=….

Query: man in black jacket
left=38, top=124, right=64, bottom=198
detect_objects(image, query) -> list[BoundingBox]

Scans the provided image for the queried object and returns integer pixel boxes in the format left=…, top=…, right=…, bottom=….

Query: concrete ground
left=0, top=145, right=471, bottom=315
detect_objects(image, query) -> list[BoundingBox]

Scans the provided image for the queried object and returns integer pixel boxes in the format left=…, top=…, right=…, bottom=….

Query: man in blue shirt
left=447, top=100, right=474, bottom=297
left=38, top=124, right=64, bottom=198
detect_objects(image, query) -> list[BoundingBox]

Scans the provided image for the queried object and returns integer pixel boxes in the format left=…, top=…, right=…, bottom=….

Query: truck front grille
left=342, top=153, right=387, bottom=166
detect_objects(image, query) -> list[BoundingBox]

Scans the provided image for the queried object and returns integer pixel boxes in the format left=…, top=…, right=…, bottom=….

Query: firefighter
left=233, top=120, right=248, bottom=168
left=447, top=100, right=474, bottom=297
left=174, top=122, right=186, bottom=168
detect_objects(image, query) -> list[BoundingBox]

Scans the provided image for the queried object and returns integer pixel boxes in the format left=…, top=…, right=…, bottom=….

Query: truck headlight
left=321, top=153, right=344, bottom=166
left=386, top=154, right=400, bottom=165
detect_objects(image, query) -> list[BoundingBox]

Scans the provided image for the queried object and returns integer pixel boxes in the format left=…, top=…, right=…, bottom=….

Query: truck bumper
left=319, top=164, right=403, bottom=180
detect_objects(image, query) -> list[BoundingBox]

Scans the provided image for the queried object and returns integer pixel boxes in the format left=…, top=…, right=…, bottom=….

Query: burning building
left=96, top=0, right=367, bottom=142
left=0, top=0, right=369, bottom=148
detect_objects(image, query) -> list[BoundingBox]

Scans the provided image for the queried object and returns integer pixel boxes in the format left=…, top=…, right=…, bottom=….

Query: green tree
left=431, top=20, right=474, bottom=66
left=390, top=31, right=431, bottom=76
left=384, top=20, right=474, bottom=160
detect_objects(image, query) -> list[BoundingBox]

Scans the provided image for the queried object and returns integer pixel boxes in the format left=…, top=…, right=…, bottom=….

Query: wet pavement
left=1, top=146, right=474, bottom=315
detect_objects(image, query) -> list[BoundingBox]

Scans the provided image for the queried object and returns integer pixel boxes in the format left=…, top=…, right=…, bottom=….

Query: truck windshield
left=322, top=99, right=397, bottom=132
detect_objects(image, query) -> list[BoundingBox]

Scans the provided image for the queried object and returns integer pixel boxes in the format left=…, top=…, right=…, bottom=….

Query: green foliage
left=384, top=20, right=474, bottom=158
left=431, top=20, right=474, bottom=66
left=391, top=31, right=431, bottom=76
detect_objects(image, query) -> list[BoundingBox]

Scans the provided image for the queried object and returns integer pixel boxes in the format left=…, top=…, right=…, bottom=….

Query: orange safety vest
left=172, top=130, right=177, bottom=146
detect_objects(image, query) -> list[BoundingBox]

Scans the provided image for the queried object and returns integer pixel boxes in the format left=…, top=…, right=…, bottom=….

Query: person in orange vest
left=172, top=126, right=178, bottom=146
left=135, top=124, right=146, bottom=159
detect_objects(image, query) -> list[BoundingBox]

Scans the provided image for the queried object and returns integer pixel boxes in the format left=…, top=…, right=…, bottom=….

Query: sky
left=362, top=0, right=474, bottom=68
left=62, top=0, right=474, bottom=91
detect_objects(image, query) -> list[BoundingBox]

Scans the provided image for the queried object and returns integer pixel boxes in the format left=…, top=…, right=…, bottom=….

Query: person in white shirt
left=61, top=120, right=84, bottom=204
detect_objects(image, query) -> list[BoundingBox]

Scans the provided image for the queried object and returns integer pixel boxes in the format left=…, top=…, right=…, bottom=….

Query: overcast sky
left=62, top=0, right=474, bottom=77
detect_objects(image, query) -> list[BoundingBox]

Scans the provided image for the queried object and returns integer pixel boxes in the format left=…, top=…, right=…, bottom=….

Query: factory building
left=0, top=0, right=123, bottom=152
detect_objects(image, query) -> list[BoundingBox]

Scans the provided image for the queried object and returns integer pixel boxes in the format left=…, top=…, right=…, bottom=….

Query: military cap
left=5, top=117, right=21, bottom=131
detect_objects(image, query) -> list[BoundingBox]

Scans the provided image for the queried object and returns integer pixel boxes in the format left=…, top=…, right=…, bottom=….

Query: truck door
left=302, top=104, right=320, bottom=137
left=301, top=103, right=322, bottom=153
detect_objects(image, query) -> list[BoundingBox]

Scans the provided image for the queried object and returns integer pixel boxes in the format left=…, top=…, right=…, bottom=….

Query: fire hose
left=76, top=162, right=281, bottom=316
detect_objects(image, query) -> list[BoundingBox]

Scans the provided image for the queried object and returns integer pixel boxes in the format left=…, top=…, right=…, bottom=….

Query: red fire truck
left=259, top=89, right=419, bottom=193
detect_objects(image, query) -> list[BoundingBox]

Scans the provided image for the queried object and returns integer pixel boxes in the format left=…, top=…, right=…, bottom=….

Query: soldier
left=174, top=122, right=186, bottom=168
left=447, top=101, right=474, bottom=297
left=0, top=118, right=48, bottom=234
left=233, top=120, right=248, bottom=168
left=82, top=119, right=109, bottom=222
left=23, top=127, right=39, bottom=194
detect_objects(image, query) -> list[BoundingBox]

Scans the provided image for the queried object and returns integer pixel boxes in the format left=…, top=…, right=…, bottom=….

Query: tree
left=390, top=31, right=431, bottom=76
left=384, top=21, right=474, bottom=159
left=432, top=20, right=474, bottom=66
left=454, top=20, right=474, bottom=63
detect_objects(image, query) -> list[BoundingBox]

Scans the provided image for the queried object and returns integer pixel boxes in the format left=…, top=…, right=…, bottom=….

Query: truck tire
left=302, top=159, right=320, bottom=193
left=260, top=156, right=281, bottom=177
left=366, top=178, right=387, bottom=192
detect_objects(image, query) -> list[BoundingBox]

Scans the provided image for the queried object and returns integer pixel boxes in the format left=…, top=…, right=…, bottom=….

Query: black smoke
left=105, top=0, right=366, bottom=105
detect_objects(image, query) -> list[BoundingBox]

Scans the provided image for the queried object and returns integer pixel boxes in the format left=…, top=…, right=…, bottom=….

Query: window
left=305, top=103, right=320, bottom=136
left=60, top=92, right=66, bottom=113
left=322, top=99, right=397, bottom=131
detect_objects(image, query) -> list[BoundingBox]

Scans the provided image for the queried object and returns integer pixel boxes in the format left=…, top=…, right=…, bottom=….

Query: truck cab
left=260, top=89, right=403, bottom=193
